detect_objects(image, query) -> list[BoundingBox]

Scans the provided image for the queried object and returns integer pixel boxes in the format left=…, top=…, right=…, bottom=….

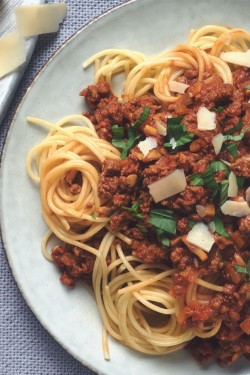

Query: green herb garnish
left=90, top=213, right=97, bottom=220
left=188, top=173, right=205, bottom=186
left=236, top=176, right=245, bottom=189
left=225, top=120, right=243, bottom=135
left=225, top=143, right=238, bottom=158
left=111, top=125, right=126, bottom=149
left=234, top=260, right=250, bottom=280
left=111, top=107, right=150, bottom=159
left=219, top=180, right=229, bottom=206
left=189, top=161, right=230, bottom=203
left=149, top=209, right=176, bottom=235
left=224, top=126, right=250, bottom=142
left=210, top=217, right=230, bottom=238
left=164, top=117, right=194, bottom=152
left=161, top=237, right=171, bottom=246
left=245, top=85, right=250, bottom=90
left=188, top=220, right=197, bottom=229
left=122, top=200, right=143, bottom=219
left=136, top=223, right=148, bottom=233
left=211, top=105, right=224, bottom=112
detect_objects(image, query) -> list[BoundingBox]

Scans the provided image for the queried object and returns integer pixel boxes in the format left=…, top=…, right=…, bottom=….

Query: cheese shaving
left=138, top=137, right=157, bottom=157
left=148, top=169, right=186, bottom=203
left=212, top=133, right=224, bottom=155
left=220, top=50, right=250, bottom=68
left=0, top=32, right=26, bottom=78
left=168, top=80, right=189, bottom=94
left=15, top=3, right=67, bottom=37
left=221, top=200, right=250, bottom=217
left=228, top=172, right=238, bottom=198
left=186, top=223, right=215, bottom=252
left=197, top=106, right=216, bottom=130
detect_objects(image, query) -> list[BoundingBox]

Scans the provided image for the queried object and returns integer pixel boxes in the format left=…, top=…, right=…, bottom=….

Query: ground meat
left=131, top=240, right=168, bottom=263
left=176, top=218, right=190, bottom=234
left=187, top=338, right=217, bottom=365
left=207, top=249, right=223, bottom=272
left=170, top=246, right=194, bottom=270
left=98, top=176, right=119, bottom=200
left=122, top=95, right=161, bottom=124
left=102, top=159, right=121, bottom=176
left=166, top=186, right=209, bottom=213
left=52, top=244, right=95, bottom=286
left=222, top=89, right=243, bottom=118
left=199, top=76, right=234, bottom=107
left=110, top=211, right=136, bottom=231
left=120, top=155, right=141, bottom=176
left=142, top=155, right=177, bottom=185
left=239, top=216, right=250, bottom=233
left=80, top=81, right=111, bottom=106
left=233, top=68, right=250, bottom=89
left=231, top=154, right=250, bottom=177
left=176, top=151, right=200, bottom=174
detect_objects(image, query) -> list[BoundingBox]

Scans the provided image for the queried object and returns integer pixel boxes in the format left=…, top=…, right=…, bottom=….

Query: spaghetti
left=27, top=25, right=250, bottom=365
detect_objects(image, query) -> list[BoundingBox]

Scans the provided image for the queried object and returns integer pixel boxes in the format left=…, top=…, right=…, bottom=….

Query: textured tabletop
left=0, top=1, right=126, bottom=374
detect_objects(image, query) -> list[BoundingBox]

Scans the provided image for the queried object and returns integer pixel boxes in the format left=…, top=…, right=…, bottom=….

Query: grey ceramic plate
left=1, top=0, right=250, bottom=374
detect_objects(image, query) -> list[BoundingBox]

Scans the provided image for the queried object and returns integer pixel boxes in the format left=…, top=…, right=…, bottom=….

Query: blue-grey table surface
left=0, top=1, right=126, bottom=374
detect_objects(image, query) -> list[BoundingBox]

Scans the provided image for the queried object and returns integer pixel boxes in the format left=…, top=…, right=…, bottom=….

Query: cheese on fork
left=0, top=32, right=26, bottom=79
left=15, top=3, right=67, bottom=37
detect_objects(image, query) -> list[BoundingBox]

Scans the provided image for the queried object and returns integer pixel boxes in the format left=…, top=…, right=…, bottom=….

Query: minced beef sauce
left=52, top=70, right=250, bottom=367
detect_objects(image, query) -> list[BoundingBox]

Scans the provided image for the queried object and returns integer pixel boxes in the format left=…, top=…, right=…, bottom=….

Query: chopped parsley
left=111, top=107, right=150, bottom=159
left=245, top=85, right=250, bottom=90
left=164, top=117, right=194, bottom=152
left=122, top=200, right=143, bottom=219
left=234, top=260, right=250, bottom=281
left=225, top=143, right=238, bottom=158
left=219, top=180, right=229, bottom=206
left=211, top=105, right=224, bottom=113
left=189, top=161, right=231, bottom=204
left=149, top=208, right=176, bottom=246
left=236, top=176, right=245, bottom=189
left=188, top=220, right=197, bottom=229
left=225, top=120, right=243, bottom=135
left=223, top=126, right=250, bottom=142
left=136, top=223, right=148, bottom=233
left=210, top=216, right=230, bottom=238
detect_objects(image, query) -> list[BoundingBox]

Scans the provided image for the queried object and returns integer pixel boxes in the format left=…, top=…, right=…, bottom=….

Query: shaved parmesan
left=15, top=3, right=67, bottom=37
left=186, top=223, right=215, bottom=252
left=220, top=50, right=250, bottom=68
left=246, top=187, right=250, bottom=202
left=0, top=32, right=26, bottom=78
left=170, top=137, right=177, bottom=149
left=138, top=137, right=157, bottom=157
left=168, top=80, right=189, bottom=94
left=197, top=106, right=216, bottom=130
left=148, top=169, right=186, bottom=203
left=196, top=205, right=206, bottom=217
left=221, top=200, right=250, bottom=217
left=228, top=172, right=238, bottom=197
left=155, top=120, right=167, bottom=136
left=212, top=133, right=224, bottom=155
